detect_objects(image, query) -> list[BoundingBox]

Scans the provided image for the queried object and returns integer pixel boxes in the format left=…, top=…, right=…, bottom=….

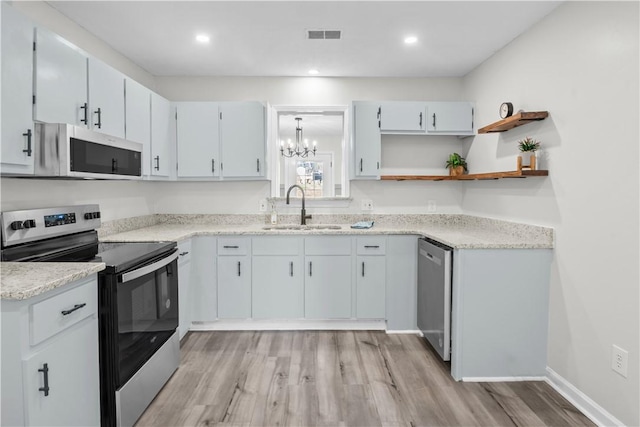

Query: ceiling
left=47, top=1, right=562, bottom=78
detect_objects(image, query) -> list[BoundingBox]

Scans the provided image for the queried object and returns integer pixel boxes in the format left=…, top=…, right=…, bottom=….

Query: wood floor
left=135, top=331, right=595, bottom=427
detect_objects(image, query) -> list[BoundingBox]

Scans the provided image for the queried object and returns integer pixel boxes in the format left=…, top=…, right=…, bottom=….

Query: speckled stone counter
left=100, top=214, right=554, bottom=249
left=0, top=262, right=105, bottom=300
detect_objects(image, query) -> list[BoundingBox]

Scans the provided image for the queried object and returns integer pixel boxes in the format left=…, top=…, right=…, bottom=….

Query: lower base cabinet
left=304, top=255, right=352, bottom=319
left=177, top=239, right=192, bottom=339
left=356, top=255, right=386, bottom=318
left=218, top=256, right=251, bottom=318
left=252, top=256, right=303, bottom=319
left=1, top=276, right=100, bottom=426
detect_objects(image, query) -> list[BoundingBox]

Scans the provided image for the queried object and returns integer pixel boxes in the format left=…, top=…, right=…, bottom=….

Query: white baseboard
left=190, top=319, right=386, bottom=331
left=545, top=367, right=625, bottom=427
left=462, top=376, right=546, bottom=382
left=386, top=329, right=421, bottom=335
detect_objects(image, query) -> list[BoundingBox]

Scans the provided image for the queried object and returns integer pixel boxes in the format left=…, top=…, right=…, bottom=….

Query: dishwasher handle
left=419, top=248, right=442, bottom=266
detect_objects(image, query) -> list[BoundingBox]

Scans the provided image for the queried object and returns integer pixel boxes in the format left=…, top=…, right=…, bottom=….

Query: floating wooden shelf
left=380, top=170, right=548, bottom=181
left=478, top=111, right=549, bottom=134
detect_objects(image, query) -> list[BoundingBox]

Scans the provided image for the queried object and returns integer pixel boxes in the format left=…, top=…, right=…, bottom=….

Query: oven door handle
left=120, top=251, right=178, bottom=283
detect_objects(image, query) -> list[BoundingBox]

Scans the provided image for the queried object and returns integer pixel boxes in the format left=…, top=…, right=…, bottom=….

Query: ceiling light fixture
left=308, top=69, right=320, bottom=75
left=280, top=117, right=317, bottom=158
left=195, top=34, right=210, bottom=43
left=404, top=36, right=418, bottom=44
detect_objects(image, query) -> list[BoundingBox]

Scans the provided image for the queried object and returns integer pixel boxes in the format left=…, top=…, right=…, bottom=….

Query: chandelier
left=280, top=117, right=317, bottom=158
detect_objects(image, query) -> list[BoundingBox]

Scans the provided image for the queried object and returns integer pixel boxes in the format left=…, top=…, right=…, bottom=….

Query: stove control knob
left=84, top=213, right=93, bottom=220
left=10, top=221, right=24, bottom=230
left=95, top=211, right=101, bottom=219
left=23, top=219, right=36, bottom=229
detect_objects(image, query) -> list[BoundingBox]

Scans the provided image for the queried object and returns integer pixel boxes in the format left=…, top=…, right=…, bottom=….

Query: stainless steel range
left=1, top=205, right=179, bottom=427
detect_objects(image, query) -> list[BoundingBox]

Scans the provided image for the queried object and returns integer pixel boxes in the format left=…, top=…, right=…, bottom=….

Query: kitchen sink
left=262, top=225, right=343, bottom=231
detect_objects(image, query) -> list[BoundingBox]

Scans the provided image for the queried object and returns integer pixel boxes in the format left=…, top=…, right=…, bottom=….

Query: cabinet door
left=178, top=242, right=192, bottom=340
left=426, top=102, right=474, bottom=133
left=352, top=101, right=381, bottom=178
left=34, top=27, right=87, bottom=126
left=88, top=58, right=125, bottom=138
left=356, top=256, right=386, bottom=319
left=305, top=256, right=351, bottom=319
left=219, top=102, right=265, bottom=178
left=252, top=256, right=303, bottom=319
left=1, top=3, right=35, bottom=174
left=190, top=237, right=217, bottom=322
left=124, top=79, right=151, bottom=176
left=176, top=102, right=220, bottom=178
left=380, top=102, right=426, bottom=132
left=23, top=320, right=100, bottom=426
left=217, top=256, right=251, bottom=318
left=150, top=93, right=172, bottom=177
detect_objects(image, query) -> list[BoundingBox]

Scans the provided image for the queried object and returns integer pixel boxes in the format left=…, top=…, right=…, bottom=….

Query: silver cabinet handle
left=94, top=107, right=102, bottom=129
left=212, top=159, right=215, bottom=173
left=223, top=245, right=239, bottom=249
left=360, top=158, right=363, bottom=172
left=364, top=245, right=380, bottom=249
left=22, top=129, right=32, bottom=156
left=121, top=251, right=178, bottom=283
left=257, top=159, right=260, bottom=173
left=61, top=303, right=86, bottom=316
left=38, top=363, right=50, bottom=397
left=290, top=261, right=293, bottom=277
left=432, top=113, right=436, bottom=128
left=309, top=261, right=312, bottom=277
left=237, top=261, right=241, bottom=276
left=362, top=261, right=365, bottom=277
left=154, top=156, right=160, bottom=171
left=419, top=112, right=423, bottom=128
left=80, top=102, right=88, bottom=125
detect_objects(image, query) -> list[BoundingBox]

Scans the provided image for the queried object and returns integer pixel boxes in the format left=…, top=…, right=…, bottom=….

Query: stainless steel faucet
left=286, top=184, right=312, bottom=225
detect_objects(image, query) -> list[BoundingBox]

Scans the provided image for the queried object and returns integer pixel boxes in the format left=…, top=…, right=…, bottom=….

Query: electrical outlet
left=259, top=199, right=268, bottom=212
left=427, top=200, right=437, bottom=212
left=361, top=199, right=373, bottom=211
left=612, top=345, right=628, bottom=378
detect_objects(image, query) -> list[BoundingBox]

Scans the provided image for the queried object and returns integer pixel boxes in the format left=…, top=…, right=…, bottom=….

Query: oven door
left=116, top=250, right=178, bottom=385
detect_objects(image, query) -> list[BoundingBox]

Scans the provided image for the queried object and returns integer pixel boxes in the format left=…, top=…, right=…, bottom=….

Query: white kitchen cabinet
left=1, top=276, right=100, bottom=426
left=426, top=102, right=474, bottom=134
left=87, top=57, right=125, bottom=138
left=176, top=102, right=220, bottom=178
left=190, top=237, right=217, bottom=322
left=217, top=237, right=252, bottom=318
left=304, top=236, right=352, bottom=319
left=150, top=92, right=172, bottom=178
left=1, top=3, right=35, bottom=175
left=252, top=237, right=304, bottom=319
left=34, top=27, right=88, bottom=127
left=219, top=101, right=266, bottom=178
left=385, top=236, right=418, bottom=331
left=124, top=78, right=151, bottom=175
left=177, top=239, right=192, bottom=340
left=380, top=102, right=427, bottom=132
left=356, top=237, right=386, bottom=319
left=352, top=101, right=381, bottom=178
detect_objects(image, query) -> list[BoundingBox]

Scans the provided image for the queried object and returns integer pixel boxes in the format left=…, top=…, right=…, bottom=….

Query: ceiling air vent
left=307, top=30, right=341, bottom=40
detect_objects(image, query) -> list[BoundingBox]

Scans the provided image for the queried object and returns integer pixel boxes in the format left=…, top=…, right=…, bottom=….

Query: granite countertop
left=0, top=262, right=105, bottom=301
left=100, top=221, right=554, bottom=249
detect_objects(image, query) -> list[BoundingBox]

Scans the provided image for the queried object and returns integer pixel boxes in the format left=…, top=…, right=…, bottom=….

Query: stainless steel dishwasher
left=417, top=237, right=453, bottom=361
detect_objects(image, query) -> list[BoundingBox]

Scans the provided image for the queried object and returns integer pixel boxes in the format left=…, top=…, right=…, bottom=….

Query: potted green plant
left=517, top=137, right=541, bottom=170
left=445, top=153, right=468, bottom=176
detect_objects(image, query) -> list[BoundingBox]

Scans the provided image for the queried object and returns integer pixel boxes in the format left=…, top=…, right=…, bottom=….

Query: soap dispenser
left=270, top=202, right=278, bottom=225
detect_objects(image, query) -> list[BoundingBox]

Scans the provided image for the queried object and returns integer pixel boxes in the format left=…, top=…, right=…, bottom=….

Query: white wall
left=462, top=2, right=639, bottom=425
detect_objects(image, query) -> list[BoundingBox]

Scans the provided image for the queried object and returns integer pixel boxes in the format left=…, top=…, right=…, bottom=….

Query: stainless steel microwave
left=34, top=123, right=142, bottom=179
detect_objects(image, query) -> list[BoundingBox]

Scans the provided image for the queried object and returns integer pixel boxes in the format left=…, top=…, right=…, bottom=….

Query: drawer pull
left=179, top=251, right=189, bottom=256
left=61, top=303, right=86, bottom=316
left=364, top=245, right=380, bottom=248
left=223, top=245, right=239, bottom=249
left=38, top=363, right=50, bottom=397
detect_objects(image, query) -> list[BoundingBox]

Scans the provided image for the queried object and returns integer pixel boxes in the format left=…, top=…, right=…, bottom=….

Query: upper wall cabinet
left=124, top=78, right=151, bottom=176
left=175, top=101, right=266, bottom=180
left=150, top=93, right=172, bottom=178
left=352, top=101, right=381, bottom=179
left=1, top=3, right=35, bottom=175
left=426, top=102, right=474, bottom=134
left=34, top=27, right=88, bottom=126
left=88, top=58, right=125, bottom=139
left=176, top=102, right=220, bottom=178
left=380, top=102, right=427, bottom=133
left=219, top=102, right=266, bottom=179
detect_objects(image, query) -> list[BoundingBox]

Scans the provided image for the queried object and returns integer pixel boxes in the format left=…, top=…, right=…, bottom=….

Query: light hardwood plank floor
left=135, top=331, right=595, bottom=427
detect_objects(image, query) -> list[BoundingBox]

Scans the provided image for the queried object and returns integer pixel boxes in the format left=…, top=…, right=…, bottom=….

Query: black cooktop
left=95, top=241, right=177, bottom=274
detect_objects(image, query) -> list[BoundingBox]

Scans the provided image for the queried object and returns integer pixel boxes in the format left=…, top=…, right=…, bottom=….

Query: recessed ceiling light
left=195, top=34, right=210, bottom=44
left=404, top=36, right=418, bottom=44
left=308, top=69, right=320, bottom=75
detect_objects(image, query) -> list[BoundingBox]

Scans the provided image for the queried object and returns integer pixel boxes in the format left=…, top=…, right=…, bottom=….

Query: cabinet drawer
left=177, top=239, right=192, bottom=263
left=218, top=237, right=249, bottom=255
left=30, top=279, right=97, bottom=346
left=253, top=236, right=300, bottom=256
left=356, top=237, right=386, bottom=255
left=305, top=236, right=352, bottom=256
